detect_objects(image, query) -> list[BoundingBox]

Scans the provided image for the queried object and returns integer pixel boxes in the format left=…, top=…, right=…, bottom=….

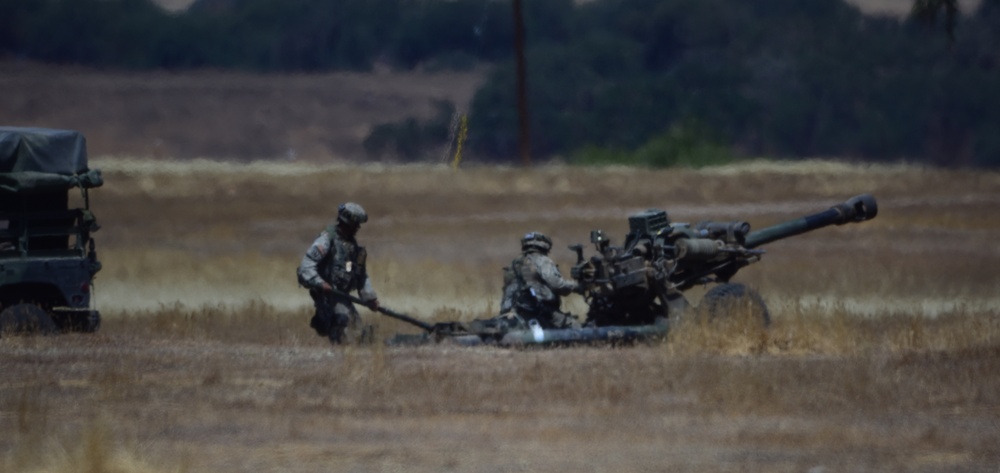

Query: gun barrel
left=744, top=194, right=878, bottom=249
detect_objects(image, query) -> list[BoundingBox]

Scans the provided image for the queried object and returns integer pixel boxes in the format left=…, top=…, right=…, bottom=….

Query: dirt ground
left=2, top=156, right=1000, bottom=472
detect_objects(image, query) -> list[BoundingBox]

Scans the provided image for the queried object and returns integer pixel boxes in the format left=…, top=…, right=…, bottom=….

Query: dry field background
left=2, top=158, right=1000, bottom=473
left=0, top=61, right=486, bottom=162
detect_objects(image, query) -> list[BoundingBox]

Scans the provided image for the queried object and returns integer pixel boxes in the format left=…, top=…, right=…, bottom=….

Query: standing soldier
left=499, top=231, right=581, bottom=329
left=297, top=202, right=379, bottom=344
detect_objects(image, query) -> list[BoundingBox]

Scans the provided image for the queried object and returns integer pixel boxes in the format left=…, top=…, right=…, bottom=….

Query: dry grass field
left=2, top=1, right=998, bottom=470
left=2, top=158, right=1000, bottom=473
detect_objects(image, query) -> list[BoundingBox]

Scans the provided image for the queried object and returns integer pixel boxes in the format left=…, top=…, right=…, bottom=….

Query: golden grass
left=3, top=159, right=1000, bottom=472
left=5, top=416, right=183, bottom=473
left=90, top=157, right=1000, bottom=316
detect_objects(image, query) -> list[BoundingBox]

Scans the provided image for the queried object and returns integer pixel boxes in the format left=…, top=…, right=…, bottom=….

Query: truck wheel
left=0, top=304, right=58, bottom=336
left=699, top=283, right=771, bottom=326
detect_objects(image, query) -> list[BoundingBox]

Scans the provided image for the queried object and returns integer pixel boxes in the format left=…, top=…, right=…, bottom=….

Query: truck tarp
left=0, top=127, right=103, bottom=194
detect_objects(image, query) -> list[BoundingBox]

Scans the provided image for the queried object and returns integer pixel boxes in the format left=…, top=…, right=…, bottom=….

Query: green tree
left=912, top=0, right=960, bottom=39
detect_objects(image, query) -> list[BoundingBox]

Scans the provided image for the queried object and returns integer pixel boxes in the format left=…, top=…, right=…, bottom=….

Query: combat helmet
left=338, top=202, right=368, bottom=226
left=521, top=231, right=552, bottom=253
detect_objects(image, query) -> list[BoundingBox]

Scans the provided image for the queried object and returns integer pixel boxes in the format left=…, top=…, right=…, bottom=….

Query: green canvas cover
left=0, top=127, right=103, bottom=194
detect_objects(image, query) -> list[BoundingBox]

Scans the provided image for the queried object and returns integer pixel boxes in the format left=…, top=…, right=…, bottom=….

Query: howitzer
left=570, top=194, right=878, bottom=327
left=384, top=194, right=877, bottom=347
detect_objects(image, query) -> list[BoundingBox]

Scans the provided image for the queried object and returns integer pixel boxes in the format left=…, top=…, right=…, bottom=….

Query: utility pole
left=512, top=0, right=531, bottom=166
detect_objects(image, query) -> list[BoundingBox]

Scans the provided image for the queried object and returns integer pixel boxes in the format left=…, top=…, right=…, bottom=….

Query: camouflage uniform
left=297, top=203, right=378, bottom=344
left=499, top=232, right=580, bottom=329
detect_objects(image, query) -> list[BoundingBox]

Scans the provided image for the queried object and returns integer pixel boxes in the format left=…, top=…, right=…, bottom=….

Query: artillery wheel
left=698, top=283, right=771, bottom=326
left=0, top=304, right=58, bottom=337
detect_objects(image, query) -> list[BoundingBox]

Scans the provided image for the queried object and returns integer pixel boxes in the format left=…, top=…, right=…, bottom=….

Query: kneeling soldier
left=499, top=232, right=581, bottom=329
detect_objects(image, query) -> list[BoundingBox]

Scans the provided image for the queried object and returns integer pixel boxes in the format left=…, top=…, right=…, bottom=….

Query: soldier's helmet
left=521, top=231, right=552, bottom=253
left=338, top=202, right=368, bottom=226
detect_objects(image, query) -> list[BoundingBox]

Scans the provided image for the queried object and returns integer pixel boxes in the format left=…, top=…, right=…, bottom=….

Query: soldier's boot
left=466, top=313, right=526, bottom=334
left=328, top=324, right=348, bottom=345
left=328, top=323, right=376, bottom=345
left=310, top=311, right=330, bottom=336
left=356, top=324, right=376, bottom=345
left=551, top=310, right=582, bottom=329
left=328, top=310, right=360, bottom=345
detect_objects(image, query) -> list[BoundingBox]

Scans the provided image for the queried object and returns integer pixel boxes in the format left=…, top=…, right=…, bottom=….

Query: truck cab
left=0, top=127, right=103, bottom=334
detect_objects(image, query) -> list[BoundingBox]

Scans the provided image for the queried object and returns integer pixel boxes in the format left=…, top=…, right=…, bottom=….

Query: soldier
left=499, top=231, right=581, bottom=329
left=297, top=202, right=379, bottom=344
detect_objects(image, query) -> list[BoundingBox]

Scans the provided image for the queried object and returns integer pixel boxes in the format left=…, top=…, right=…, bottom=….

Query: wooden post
left=512, top=0, right=531, bottom=166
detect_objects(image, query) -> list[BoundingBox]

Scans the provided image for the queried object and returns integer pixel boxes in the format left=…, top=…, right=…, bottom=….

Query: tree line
left=2, top=0, right=998, bottom=167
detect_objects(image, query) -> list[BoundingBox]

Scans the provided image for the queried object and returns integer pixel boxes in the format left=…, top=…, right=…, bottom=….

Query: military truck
left=0, top=127, right=103, bottom=335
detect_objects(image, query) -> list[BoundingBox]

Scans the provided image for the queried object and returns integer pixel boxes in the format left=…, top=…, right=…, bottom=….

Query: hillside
left=0, top=61, right=486, bottom=162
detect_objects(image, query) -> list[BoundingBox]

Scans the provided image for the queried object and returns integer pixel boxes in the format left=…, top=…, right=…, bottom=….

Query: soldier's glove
left=320, top=281, right=334, bottom=293
left=365, top=298, right=379, bottom=311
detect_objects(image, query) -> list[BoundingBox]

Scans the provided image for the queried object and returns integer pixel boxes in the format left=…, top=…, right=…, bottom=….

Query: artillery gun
left=568, top=193, right=877, bottom=330
left=384, top=194, right=878, bottom=347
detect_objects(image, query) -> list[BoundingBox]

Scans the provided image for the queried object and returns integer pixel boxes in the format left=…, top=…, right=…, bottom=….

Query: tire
left=81, top=311, right=101, bottom=333
left=698, top=283, right=771, bottom=326
left=0, top=303, right=58, bottom=336
left=53, top=310, right=101, bottom=333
